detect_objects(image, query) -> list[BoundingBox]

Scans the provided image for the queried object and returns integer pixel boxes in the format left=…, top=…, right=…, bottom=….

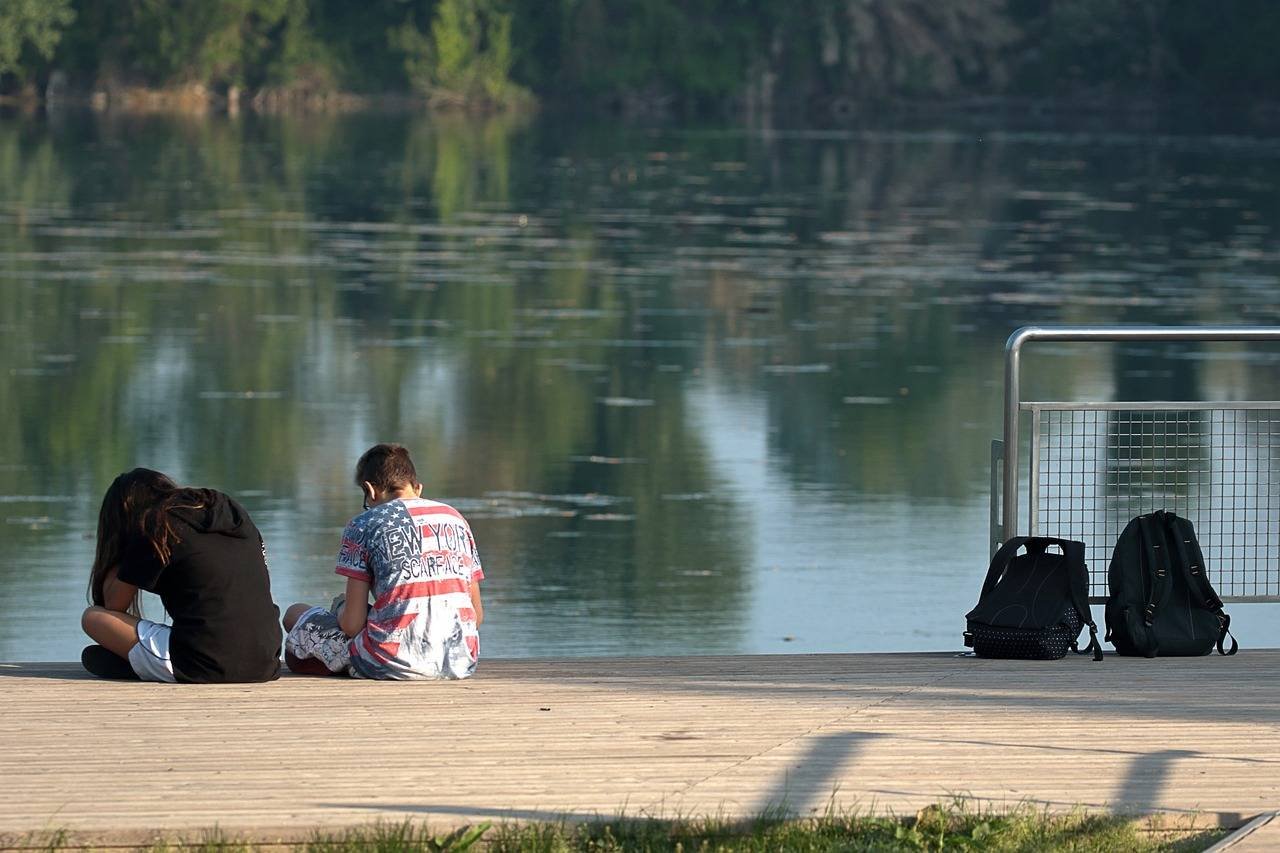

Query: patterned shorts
left=285, top=604, right=354, bottom=675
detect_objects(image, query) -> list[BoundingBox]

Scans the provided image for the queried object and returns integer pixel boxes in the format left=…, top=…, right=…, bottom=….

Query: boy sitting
left=283, top=443, right=484, bottom=679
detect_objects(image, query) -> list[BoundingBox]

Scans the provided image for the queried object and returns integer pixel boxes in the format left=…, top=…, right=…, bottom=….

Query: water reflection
left=2, top=111, right=1280, bottom=660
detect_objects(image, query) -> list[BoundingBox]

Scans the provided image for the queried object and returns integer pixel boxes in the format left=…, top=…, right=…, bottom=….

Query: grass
left=14, top=803, right=1227, bottom=852
left=482, top=804, right=1224, bottom=852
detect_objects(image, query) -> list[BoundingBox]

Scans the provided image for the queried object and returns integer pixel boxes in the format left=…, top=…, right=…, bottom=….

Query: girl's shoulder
left=167, top=489, right=257, bottom=541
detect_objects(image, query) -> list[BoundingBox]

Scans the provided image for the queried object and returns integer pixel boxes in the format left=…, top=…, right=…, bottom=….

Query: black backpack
left=965, top=536, right=1102, bottom=661
left=1105, top=510, right=1238, bottom=657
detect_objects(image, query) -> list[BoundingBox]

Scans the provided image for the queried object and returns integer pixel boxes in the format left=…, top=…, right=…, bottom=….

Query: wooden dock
left=1, top=651, right=1278, bottom=847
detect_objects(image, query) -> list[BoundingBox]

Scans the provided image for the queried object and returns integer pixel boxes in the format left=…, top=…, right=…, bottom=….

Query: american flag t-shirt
left=335, top=497, right=484, bottom=679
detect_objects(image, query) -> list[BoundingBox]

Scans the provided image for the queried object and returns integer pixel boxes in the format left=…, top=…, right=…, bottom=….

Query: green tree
left=0, top=0, right=75, bottom=81
left=129, top=0, right=295, bottom=87
left=390, top=0, right=531, bottom=109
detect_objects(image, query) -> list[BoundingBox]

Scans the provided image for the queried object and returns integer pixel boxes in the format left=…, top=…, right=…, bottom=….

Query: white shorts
left=128, top=619, right=177, bottom=683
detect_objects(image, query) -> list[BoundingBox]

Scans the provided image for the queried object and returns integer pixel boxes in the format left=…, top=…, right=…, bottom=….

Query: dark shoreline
left=3, top=83, right=1279, bottom=135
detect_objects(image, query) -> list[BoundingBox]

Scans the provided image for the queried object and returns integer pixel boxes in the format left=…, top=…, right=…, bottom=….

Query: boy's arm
left=102, top=566, right=139, bottom=612
left=338, top=576, right=370, bottom=637
left=470, top=580, right=483, bottom=625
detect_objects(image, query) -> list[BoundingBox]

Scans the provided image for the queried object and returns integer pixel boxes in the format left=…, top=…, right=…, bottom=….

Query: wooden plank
left=0, top=652, right=1276, bottom=845
left=1205, top=812, right=1279, bottom=851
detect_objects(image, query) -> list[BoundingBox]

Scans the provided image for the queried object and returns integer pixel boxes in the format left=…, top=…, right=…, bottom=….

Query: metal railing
left=993, top=325, right=1280, bottom=603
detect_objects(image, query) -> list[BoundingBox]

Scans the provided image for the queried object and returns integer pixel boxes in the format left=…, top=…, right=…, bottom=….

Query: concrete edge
left=1203, top=811, right=1278, bottom=852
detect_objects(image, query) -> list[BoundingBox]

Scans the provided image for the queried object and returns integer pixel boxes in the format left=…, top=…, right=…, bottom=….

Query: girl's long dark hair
left=89, top=469, right=213, bottom=615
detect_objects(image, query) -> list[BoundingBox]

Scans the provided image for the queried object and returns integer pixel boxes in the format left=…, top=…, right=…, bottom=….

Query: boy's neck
left=368, top=483, right=422, bottom=508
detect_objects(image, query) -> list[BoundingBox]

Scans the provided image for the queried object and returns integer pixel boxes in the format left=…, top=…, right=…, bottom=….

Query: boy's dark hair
left=355, top=444, right=419, bottom=491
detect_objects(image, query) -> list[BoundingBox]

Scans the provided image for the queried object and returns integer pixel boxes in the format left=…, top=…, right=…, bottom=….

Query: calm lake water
left=2, top=111, right=1278, bottom=661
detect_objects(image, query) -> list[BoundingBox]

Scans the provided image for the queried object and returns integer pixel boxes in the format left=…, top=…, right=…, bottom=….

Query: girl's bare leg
left=81, top=606, right=140, bottom=659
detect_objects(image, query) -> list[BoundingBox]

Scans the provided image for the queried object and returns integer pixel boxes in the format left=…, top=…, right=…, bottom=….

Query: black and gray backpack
left=965, top=536, right=1102, bottom=661
left=1105, top=510, right=1238, bottom=657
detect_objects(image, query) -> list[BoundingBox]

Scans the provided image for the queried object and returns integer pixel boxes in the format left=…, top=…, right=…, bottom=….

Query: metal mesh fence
left=1028, top=403, right=1280, bottom=601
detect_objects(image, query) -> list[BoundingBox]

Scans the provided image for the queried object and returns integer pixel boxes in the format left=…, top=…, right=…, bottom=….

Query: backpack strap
left=1216, top=612, right=1239, bottom=656
left=1060, top=538, right=1103, bottom=661
left=1137, top=513, right=1174, bottom=632
left=1164, top=514, right=1222, bottom=610
left=1027, top=536, right=1078, bottom=555
left=1163, top=514, right=1239, bottom=656
left=980, top=536, right=1035, bottom=599
left=966, top=537, right=1036, bottom=647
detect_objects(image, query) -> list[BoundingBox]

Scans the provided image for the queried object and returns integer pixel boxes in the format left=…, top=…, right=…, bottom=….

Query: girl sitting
left=81, top=468, right=282, bottom=683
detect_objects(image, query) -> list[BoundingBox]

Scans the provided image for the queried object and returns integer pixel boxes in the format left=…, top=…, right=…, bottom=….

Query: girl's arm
left=102, top=566, right=139, bottom=613
left=338, top=576, right=370, bottom=637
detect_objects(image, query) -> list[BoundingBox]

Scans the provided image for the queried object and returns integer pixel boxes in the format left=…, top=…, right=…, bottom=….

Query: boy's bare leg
left=282, top=602, right=313, bottom=631
left=81, top=606, right=140, bottom=659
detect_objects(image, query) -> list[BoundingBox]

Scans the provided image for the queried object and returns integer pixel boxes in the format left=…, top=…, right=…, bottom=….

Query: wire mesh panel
left=1027, top=402, right=1280, bottom=602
